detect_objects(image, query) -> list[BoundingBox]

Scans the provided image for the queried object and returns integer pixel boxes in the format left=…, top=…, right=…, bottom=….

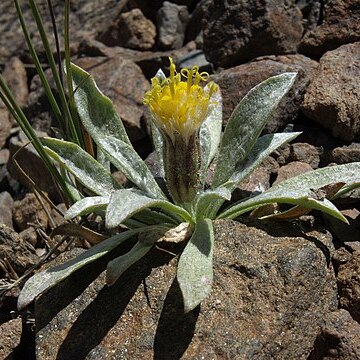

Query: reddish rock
left=211, top=54, right=318, bottom=132
left=75, top=57, right=150, bottom=141
left=233, top=167, right=271, bottom=201
left=299, top=0, right=360, bottom=58
left=302, top=42, right=360, bottom=141
left=35, top=220, right=336, bottom=359
left=337, top=251, right=360, bottom=323
left=98, top=9, right=156, bottom=50
left=273, top=161, right=313, bottom=185
left=202, top=0, right=303, bottom=68
left=309, top=309, right=360, bottom=360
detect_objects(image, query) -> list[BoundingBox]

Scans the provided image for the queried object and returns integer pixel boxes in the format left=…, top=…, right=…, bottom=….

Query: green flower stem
left=163, top=132, right=201, bottom=205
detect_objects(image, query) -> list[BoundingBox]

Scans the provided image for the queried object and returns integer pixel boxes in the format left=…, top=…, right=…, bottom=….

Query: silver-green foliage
left=18, top=64, right=360, bottom=313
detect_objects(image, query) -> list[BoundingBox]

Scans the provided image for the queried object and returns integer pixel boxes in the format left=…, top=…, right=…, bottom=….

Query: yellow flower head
left=144, top=57, right=218, bottom=143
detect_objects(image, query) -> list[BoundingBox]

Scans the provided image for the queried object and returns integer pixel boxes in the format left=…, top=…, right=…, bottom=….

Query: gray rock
left=302, top=42, right=360, bottom=141
left=337, top=251, right=360, bottom=323
left=35, top=219, right=337, bottom=359
left=98, top=8, right=156, bottom=50
left=211, top=54, right=318, bottom=132
left=202, top=0, right=303, bottom=68
left=299, top=0, right=360, bottom=58
left=309, top=309, right=360, bottom=360
left=0, top=191, right=14, bottom=228
left=157, top=1, right=189, bottom=50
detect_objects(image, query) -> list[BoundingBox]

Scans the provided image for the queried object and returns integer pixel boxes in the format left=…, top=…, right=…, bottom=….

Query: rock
left=7, top=131, right=60, bottom=201
left=274, top=161, right=313, bottom=185
left=299, top=0, right=360, bottom=58
left=19, top=226, right=39, bottom=248
left=177, top=50, right=211, bottom=73
left=2, top=57, right=29, bottom=108
left=0, top=191, right=14, bottom=228
left=309, top=309, right=360, bottom=360
left=0, top=108, right=11, bottom=149
left=13, top=192, right=50, bottom=232
left=337, top=251, right=360, bottom=323
left=327, top=143, right=360, bottom=164
left=233, top=167, right=270, bottom=201
left=35, top=219, right=336, bottom=359
left=75, top=57, right=150, bottom=142
left=0, top=224, right=38, bottom=280
left=302, top=42, right=360, bottom=141
left=185, top=0, right=212, bottom=44
left=0, top=0, right=126, bottom=65
left=0, top=318, right=22, bottom=360
left=98, top=9, right=156, bottom=50
left=202, top=0, right=303, bottom=68
left=211, top=54, right=318, bottom=132
left=157, top=1, right=189, bottom=50
left=332, top=247, right=352, bottom=269
left=289, top=142, right=321, bottom=169
left=296, top=0, right=322, bottom=33
left=78, top=38, right=197, bottom=80
left=326, top=208, right=360, bottom=244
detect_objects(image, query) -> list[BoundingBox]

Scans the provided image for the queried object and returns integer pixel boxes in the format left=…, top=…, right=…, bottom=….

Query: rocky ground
left=0, top=0, right=360, bottom=359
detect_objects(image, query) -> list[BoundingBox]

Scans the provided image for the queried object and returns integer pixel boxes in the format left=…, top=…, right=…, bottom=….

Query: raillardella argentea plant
left=18, top=58, right=360, bottom=312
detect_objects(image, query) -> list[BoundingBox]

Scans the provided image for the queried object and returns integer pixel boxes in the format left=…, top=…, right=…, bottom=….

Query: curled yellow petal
left=144, top=57, right=218, bottom=143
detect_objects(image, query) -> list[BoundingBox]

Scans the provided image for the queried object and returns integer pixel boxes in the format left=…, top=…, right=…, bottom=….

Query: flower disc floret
left=144, top=57, right=218, bottom=143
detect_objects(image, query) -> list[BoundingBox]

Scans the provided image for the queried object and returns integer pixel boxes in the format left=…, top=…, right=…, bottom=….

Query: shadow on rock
left=154, top=279, right=199, bottom=360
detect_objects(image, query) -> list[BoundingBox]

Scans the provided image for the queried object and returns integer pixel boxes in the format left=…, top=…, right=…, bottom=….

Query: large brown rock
left=202, top=0, right=303, bottom=68
left=0, top=0, right=125, bottom=65
left=211, top=54, right=318, bottom=132
left=302, top=42, right=360, bottom=142
left=35, top=219, right=337, bottom=359
left=299, top=0, right=360, bottom=58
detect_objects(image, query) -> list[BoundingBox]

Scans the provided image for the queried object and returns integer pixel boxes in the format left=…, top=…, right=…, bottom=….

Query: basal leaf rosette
left=144, top=57, right=218, bottom=205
